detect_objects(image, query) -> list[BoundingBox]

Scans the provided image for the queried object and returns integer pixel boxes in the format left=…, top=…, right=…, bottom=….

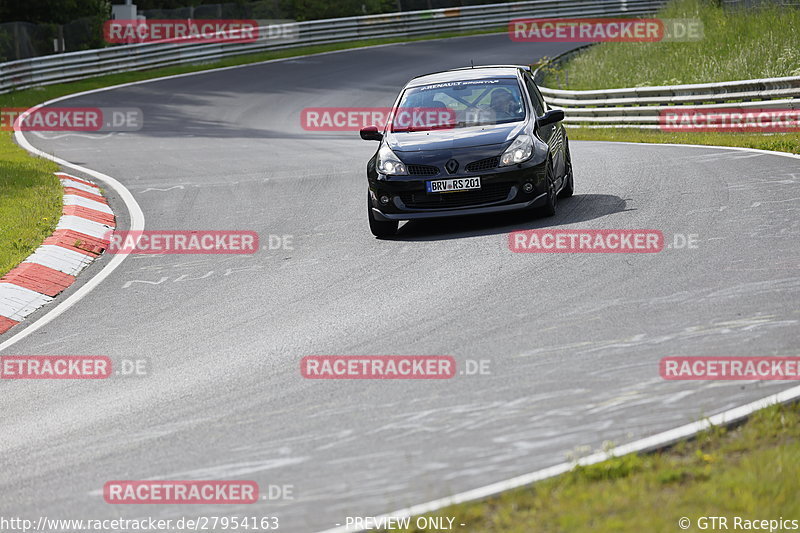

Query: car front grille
left=399, top=182, right=513, bottom=209
left=465, top=156, right=500, bottom=173
left=407, top=164, right=439, bottom=176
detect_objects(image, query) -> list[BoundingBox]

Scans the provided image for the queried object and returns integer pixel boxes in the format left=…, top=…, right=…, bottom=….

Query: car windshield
left=391, top=78, right=526, bottom=132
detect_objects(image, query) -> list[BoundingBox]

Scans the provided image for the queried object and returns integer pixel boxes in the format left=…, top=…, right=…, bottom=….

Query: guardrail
left=534, top=47, right=800, bottom=128
left=0, top=0, right=668, bottom=93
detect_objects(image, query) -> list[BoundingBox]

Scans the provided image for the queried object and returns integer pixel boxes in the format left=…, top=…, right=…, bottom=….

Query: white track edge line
left=573, top=140, right=800, bottom=159
left=0, top=35, right=507, bottom=347
left=0, top=34, right=504, bottom=348
left=315, top=136, right=800, bottom=531
left=2, top=36, right=799, bottom=527
left=315, top=384, right=800, bottom=533
left=0, top=124, right=144, bottom=352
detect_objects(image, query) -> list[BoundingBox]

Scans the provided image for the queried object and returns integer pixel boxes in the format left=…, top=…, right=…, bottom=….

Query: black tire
left=558, top=142, right=574, bottom=199
left=540, top=159, right=558, bottom=217
left=368, top=192, right=398, bottom=238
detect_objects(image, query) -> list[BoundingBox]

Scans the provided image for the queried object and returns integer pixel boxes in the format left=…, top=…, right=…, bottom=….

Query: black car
left=360, top=65, right=573, bottom=238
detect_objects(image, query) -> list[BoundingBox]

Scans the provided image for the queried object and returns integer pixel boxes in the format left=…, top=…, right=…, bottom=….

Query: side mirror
left=537, top=109, right=565, bottom=128
left=360, top=125, right=383, bottom=141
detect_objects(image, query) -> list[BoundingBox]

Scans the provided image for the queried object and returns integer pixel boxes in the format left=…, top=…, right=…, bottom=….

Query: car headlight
left=499, top=134, right=534, bottom=166
left=377, top=144, right=408, bottom=175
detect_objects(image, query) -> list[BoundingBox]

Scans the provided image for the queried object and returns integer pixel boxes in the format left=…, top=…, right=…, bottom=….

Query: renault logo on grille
left=445, top=159, right=459, bottom=174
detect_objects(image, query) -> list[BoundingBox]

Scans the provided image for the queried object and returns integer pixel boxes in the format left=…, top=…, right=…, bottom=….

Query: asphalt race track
left=2, top=33, right=799, bottom=532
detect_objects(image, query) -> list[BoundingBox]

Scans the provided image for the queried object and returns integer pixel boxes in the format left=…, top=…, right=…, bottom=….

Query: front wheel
left=540, top=159, right=558, bottom=217
left=558, top=142, right=574, bottom=199
left=368, top=192, right=398, bottom=238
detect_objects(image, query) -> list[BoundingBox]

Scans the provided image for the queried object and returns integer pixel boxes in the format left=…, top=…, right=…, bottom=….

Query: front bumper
left=370, top=192, right=547, bottom=221
left=368, top=161, right=548, bottom=221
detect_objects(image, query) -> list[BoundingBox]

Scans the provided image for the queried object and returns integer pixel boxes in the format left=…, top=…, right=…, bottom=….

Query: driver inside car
left=489, top=88, right=516, bottom=118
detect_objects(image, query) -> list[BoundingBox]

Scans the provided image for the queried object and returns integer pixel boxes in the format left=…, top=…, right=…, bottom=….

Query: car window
left=524, top=75, right=546, bottom=117
left=393, top=78, right=526, bottom=132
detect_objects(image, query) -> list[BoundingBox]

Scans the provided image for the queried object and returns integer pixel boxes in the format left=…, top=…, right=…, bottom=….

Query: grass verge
left=566, top=128, right=800, bottom=154
left=379, top=402, right=800, bottom=533
left=0, top=26, right=506, bottom=281
left=540, top=0, right=800, bottom=154
left=0, top=133, right=60, bottom=277
left=1, top=11, right=797, bottom=279
left=542, top=0, right=800, bottom=89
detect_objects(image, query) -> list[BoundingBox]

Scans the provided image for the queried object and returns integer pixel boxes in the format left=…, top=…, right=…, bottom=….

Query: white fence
left=6, top=0, right=787, bottom=130
left=535, top=47, right=800, bottom=128
left=0, top=0, right=666, bottom=93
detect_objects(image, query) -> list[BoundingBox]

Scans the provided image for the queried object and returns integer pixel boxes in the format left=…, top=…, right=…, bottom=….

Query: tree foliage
left=0, top=0, right=111, bottom=24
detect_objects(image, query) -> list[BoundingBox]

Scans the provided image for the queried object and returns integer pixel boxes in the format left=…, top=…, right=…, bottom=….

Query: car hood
left=387, top=122, right=525, bottom=152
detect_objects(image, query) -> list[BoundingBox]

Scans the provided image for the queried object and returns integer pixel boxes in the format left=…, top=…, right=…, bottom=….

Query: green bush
left=544, top=0, right=800, bottom=89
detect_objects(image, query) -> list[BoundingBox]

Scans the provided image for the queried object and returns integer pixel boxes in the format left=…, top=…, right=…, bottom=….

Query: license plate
left=426, top=177, right=481, bottom=193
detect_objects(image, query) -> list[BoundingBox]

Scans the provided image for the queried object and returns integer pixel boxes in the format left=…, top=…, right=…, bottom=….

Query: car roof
left=406, top=66, right=525, bottom=88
